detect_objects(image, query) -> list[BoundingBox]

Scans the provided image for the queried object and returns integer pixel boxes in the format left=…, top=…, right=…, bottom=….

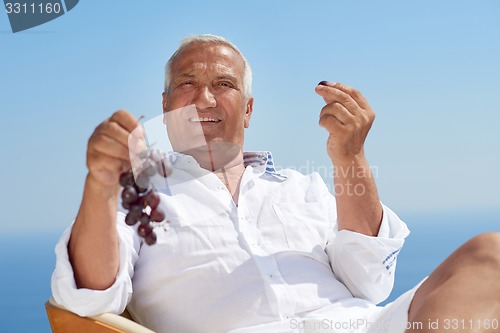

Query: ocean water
left=0, top=231, right=60, bottom=333
left=0, top=211, right=498, bottom=333
left=382, top=211, right=499, bottom=306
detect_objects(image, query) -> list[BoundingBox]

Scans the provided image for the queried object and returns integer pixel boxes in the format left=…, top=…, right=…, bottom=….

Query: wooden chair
left=45, top=297, right=155, bottom=333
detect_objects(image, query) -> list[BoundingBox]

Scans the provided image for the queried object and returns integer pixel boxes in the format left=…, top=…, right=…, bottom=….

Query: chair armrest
left=45, top=297, right=155, bottom=333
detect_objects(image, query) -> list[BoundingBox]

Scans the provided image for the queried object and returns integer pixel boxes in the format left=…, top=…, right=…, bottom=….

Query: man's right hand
left=69, top=110, right=143, bottom=290
left=86, top=110, right=142, bottom=189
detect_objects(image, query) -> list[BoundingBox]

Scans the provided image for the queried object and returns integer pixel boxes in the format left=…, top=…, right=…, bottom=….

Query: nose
left=194, top=85, right=217, bottom=109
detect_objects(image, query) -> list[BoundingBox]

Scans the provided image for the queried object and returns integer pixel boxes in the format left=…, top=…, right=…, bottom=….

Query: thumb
left=314, top=81, right=338, bottom=104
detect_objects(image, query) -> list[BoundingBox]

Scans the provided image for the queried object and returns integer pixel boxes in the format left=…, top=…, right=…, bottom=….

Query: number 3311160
left=5, top=2, right=62, bottom=14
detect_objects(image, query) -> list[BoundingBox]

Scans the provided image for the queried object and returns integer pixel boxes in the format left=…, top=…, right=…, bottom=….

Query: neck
left=213, top=151, right=244, bottom=204
left=214, top=162, right=245, bottom=199
left=181, top=142, right=245, bottom=204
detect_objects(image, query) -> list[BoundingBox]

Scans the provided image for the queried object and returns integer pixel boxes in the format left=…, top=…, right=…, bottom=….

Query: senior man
left=52, top=34, right=500, bottom=333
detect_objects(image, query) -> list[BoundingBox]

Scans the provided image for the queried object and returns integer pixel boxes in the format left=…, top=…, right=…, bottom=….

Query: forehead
left=171, top=43, right=245, bottom=79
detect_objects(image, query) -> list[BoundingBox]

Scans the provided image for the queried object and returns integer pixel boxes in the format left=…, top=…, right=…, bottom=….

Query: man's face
left=162, top=43, right=253, bottom=151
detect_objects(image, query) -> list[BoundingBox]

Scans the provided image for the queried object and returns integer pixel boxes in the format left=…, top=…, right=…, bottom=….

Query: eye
left=176, top=80, right=196, bottom=90
left=215, top=81, right=235, bottom=89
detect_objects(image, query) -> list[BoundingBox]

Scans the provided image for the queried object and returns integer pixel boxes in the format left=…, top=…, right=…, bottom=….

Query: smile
left=188, top=117, right=221, bottom=123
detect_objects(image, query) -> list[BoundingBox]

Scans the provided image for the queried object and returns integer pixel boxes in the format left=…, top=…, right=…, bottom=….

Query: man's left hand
left=315, top=82, right=375, bottom=163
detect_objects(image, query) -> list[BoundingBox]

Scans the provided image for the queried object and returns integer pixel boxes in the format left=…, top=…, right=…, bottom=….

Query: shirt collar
left=243, top=151, right=287, bottom=180
left=167, top=150, right=287, bottom=180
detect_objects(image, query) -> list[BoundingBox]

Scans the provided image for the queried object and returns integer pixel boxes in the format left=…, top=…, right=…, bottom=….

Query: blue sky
left=1, top=0, right=499, bottom=233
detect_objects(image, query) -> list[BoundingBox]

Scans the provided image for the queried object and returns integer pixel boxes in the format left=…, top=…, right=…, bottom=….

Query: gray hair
left=164, top=34, right=252, bottom=98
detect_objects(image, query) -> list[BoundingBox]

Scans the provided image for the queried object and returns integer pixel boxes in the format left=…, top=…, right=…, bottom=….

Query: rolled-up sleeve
left=50, top=213, right=139, bottom=316
left=326, top=204, right=410, bottom=304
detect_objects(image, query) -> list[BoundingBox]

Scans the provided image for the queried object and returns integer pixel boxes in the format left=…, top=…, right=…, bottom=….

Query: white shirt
left=51, top=152, right=410, bottom=333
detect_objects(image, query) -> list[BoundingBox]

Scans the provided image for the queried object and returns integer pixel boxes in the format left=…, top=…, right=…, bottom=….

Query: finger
left=89, top=133, right=131, bottom=162
left=87, top=150, right=126, bottom=172
left=320, top=81, right=370, bottom=110
left=98, top=120, right=135, bottom=148
left=319, top=114, right=345, bottom=134
left=87, top=152, right=129, bottom=184
left=107, top=110, right=147, bottom=156
left=315, top=83, right=359, bottom=114
left=319, top=102, right=353, bottom=125
left=110, top=109, right=141, bottom=133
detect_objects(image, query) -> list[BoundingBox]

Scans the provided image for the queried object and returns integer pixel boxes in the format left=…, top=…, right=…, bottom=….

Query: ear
left=162, top=92, right=168, bottom=124
left=244, top=97, right=253, bottom=128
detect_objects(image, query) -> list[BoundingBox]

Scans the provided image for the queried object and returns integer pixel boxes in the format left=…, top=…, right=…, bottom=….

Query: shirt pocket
left=272, top=202, right=330, bottom=252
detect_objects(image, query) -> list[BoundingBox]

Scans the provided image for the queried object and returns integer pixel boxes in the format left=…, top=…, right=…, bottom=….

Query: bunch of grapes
left=119, top=149, right=171, bottom=245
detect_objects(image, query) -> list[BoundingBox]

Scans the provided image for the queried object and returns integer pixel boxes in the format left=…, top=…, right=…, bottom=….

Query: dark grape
left=125, top=212, right=139, bottom=226
left=122, top=186, right=138, bottom=203
left=142, top=160, right=157, bottom=177
left=144, top=232, right=157, bottom=245
left=122, top=201, right=131, bottom=210
left=144, top=190, right=160, bottom=209
left=119, top=148, right=171, bottom=245
left=135, top=172, right=150, bottom=191
left=129, top=204, right=143, bottom=217
left=150, top=207, right=165, bottom=222
left=119, top=172, right=135, bottom=187
left=139, top=213, right=150, bottom=225
left=137, top=224, right=153, bottom=237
